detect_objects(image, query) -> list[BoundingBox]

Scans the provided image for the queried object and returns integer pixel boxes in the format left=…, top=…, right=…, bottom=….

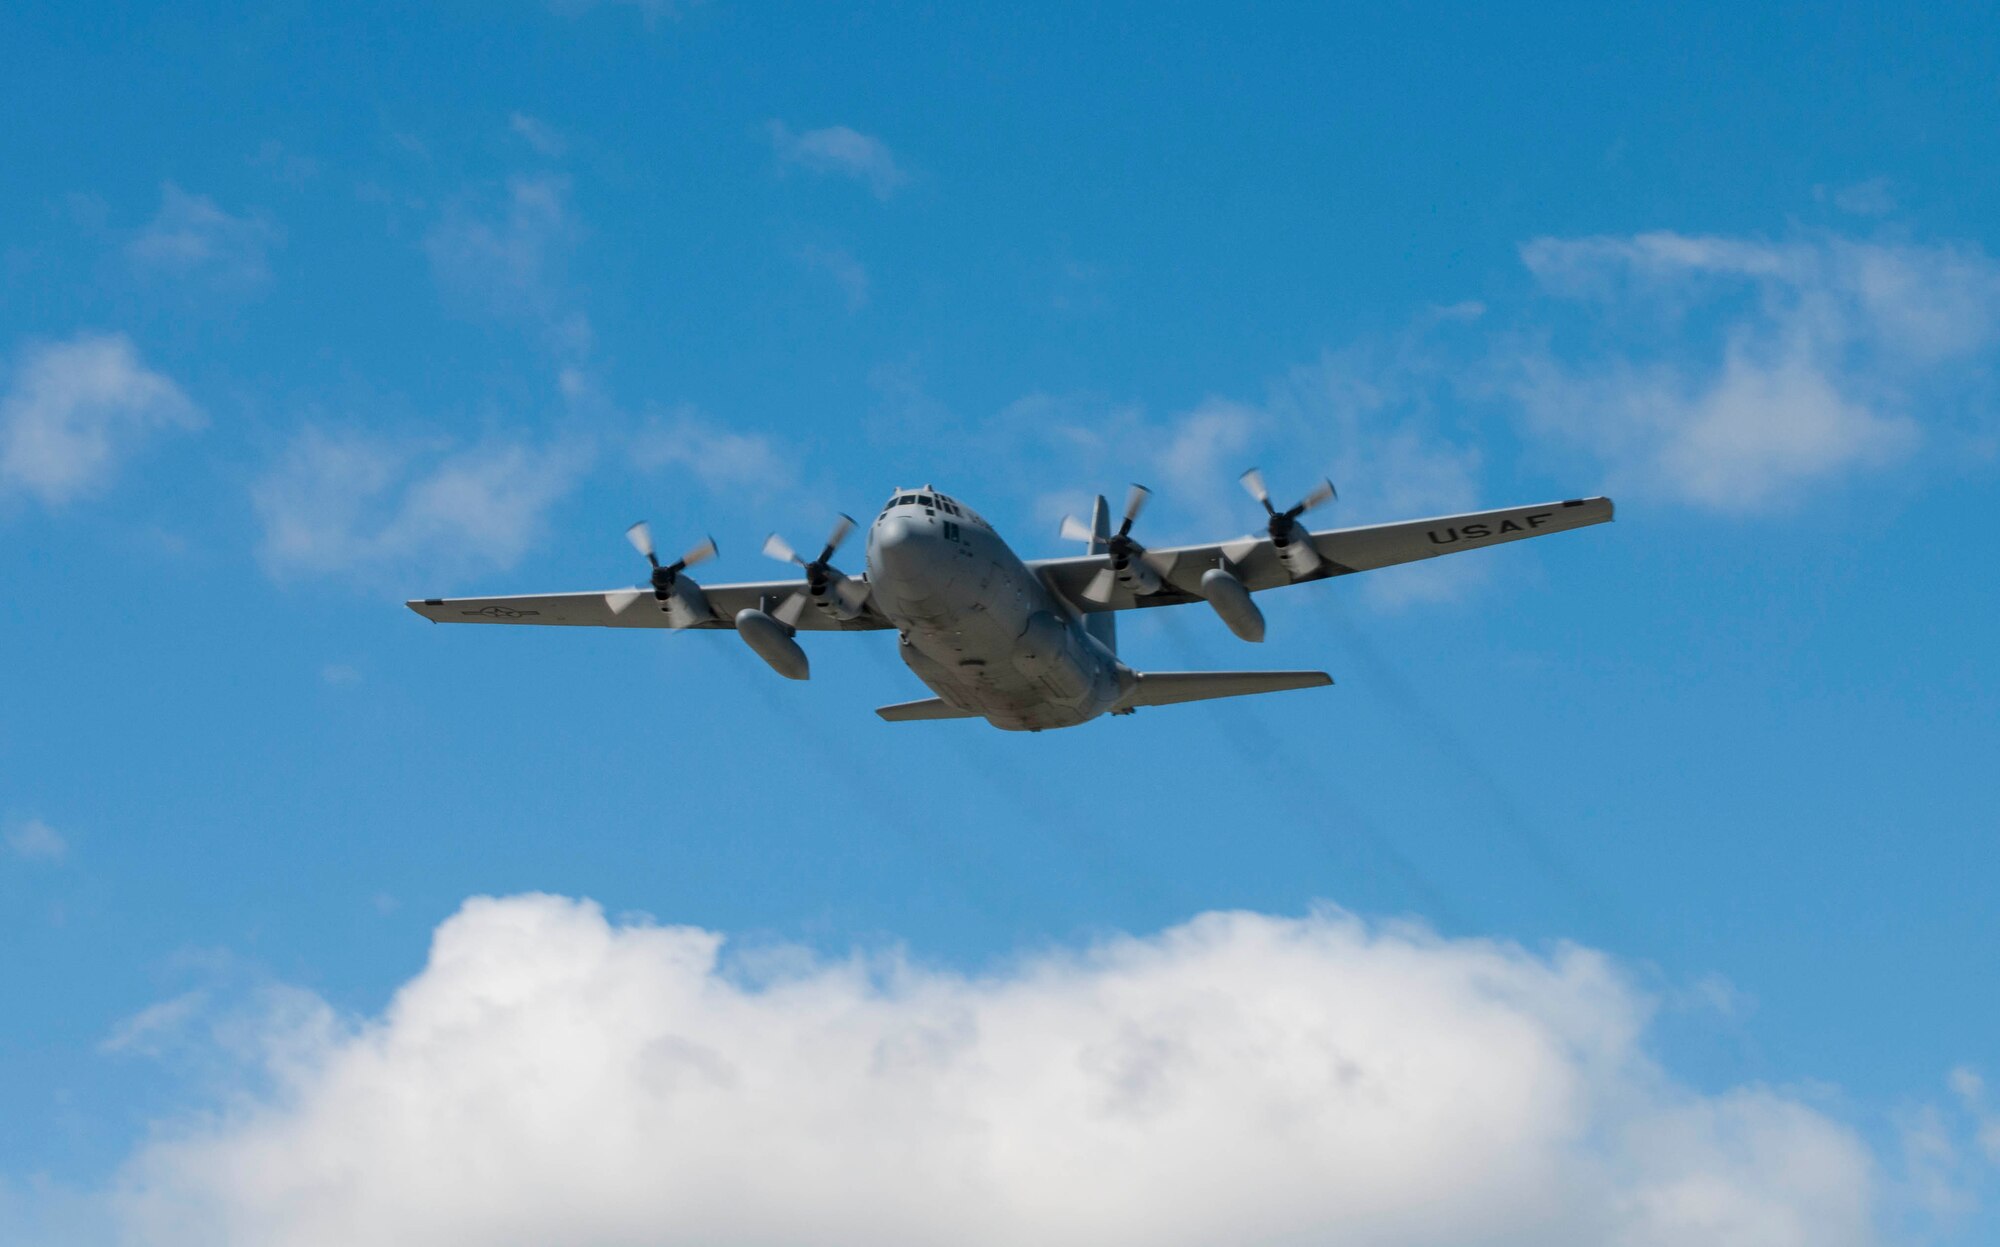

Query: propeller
left=1061, top=484, right=1175, bottom=603
left=764, top=514, right=870, bottom=624
left=1224, top=468, right=1336, bottom=564
left=608, top=522, right=716, bottom=616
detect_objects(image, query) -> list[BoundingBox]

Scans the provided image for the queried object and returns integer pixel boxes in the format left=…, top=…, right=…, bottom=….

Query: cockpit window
left=885, top=492, right=972, bottom=517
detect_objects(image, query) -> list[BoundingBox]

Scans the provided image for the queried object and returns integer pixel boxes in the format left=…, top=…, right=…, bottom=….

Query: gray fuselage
left=863, top=492, right=1129, bottom=731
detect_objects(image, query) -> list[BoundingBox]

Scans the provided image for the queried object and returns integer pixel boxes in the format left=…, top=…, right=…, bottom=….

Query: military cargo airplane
left=408, top=470, right=1613, bottom=731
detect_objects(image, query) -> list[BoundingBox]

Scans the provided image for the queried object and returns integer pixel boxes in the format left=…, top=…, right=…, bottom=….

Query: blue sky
left=4, top=2, right=1999, bottom=1243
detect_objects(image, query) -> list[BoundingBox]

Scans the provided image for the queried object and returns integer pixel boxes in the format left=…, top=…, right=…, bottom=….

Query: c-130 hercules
left=409, top=469, right=1613, bottom=732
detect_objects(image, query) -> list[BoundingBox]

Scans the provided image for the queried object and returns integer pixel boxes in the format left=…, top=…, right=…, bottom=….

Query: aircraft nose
left=869, top=514, right=944, bottom=583
left=872, top=515, right=921, bottom=568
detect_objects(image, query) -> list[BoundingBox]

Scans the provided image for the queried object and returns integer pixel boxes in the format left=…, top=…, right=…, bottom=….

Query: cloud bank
left=115, top=895, right=1877, bottom=1247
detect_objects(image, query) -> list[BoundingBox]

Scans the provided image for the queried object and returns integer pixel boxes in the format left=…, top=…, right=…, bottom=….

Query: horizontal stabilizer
left=875, top=697, right=980, bottom=723
left=1122, top=669, right=1332, bottom=710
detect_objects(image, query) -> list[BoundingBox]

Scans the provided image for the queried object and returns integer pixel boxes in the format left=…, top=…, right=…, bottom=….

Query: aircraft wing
left=406, top=578, right=893, bottom=631
left=1030, top=496, right=1614, bottom=611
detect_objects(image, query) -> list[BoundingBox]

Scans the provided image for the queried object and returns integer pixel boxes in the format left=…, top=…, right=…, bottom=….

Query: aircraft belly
left=872, top=519, right=1120, bottom=730
left=899, top=606, right=1119, bottom=732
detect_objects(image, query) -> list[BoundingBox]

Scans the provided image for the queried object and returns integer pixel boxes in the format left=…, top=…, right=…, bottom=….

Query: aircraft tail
left=1082, top=493, right=1118, bottom=655
left=1118, top=669, right=1332, bottom=710
left=875, top=697, right=980, bottom=722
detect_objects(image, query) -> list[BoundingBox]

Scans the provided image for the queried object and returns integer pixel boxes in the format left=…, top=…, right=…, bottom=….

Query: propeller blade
left=1060, top=514, right=1095, bottom=545
left=1140, top=548, right=1179, bottom=577
left=819, top=513, right=856, bottom=562
left=833, top=576, right=872, bottom=613
left=677, top=536, right=718, bottom=570
left=773, top=593, right=808, bottom=627
left=626, top=520, right=658, bottom=564
left=762, top=533, right=802, bottom=566
left=1119, top=483, right=1151, bottom=534
left=1221, top=535, right=1264, bottom=565
left=605, top=588, right=645, bottom=615
left=1240, top=467, right=1272, bottom=511
left=812, top=515, right=860, bottom=563
left=1295, top=478, right=1337, bottom=515
left=1084, top=567, right=1118, bottom=604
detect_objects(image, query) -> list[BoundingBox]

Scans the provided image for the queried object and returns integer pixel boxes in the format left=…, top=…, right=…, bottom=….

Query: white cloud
left=1155, top=398, right=1261, bottom=502
left=768, top=122, right=908, bottom=200
left=5, top=819, right=68, bottom=863
left=127, top=183, right=280, bottom=287
left=1508, top=231, right=2000, bottom=510
left=101, top=991, right=209, bottom=1057
left=798, top=244, right=870, bottom=310
left=629, top=405, right=793, bottom=496
left=0, top=333, right=201, bottom=507
left=507, top=112, right=566, bottom=157
left=425, top=176, right=590, bottom=357
left=113, top=894, right=1880, bottom=1247
left=251, top=426, right=589, bottom=582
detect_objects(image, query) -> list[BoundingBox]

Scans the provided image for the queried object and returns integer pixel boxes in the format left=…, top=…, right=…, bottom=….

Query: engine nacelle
left=1111, top=554, right=1162, bottom=597
left=1200, top=568, right=1266, bottom=642
left=735, top=608, right=810, bottom=680
left=804, top=572, right=867, bottom=622
left=657, top=578, right=715, bottom=626
left=1272, top=520, right=1323, bottom=579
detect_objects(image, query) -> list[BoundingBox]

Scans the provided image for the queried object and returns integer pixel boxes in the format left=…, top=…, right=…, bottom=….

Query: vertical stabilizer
left=1083, top=494, right=1117, bottom=655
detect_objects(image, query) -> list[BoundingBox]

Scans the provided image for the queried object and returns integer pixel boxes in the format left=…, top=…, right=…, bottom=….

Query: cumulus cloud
left=629, top=405, right=793, bottom=496
left=425, top=176, right=591, bottom=357
left=251, top=426, right=588, bottom=582
left=5, top=818, right=68, bottom=863
left=127, top=184, right=280, bottom=287
left=112, top=894, right=1879, bottom=1247
left=0, top=333, right=201, bottom=507
left=1507, top=231, right=2000, bottom=510
left=768, top=122, right=908, bottom=200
